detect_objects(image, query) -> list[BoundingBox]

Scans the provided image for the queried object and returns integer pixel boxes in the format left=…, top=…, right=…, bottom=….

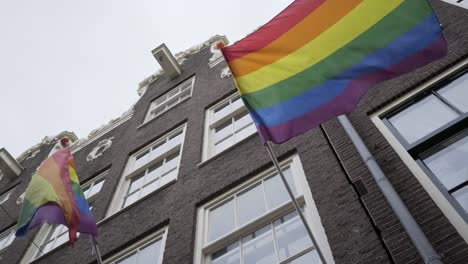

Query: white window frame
left=143, top=77, right=195, bottom=124
left=0, top=227, right=15, bottom=252
left=0, top=186, right=16, bottom=205
left=193, top=154, right=335, bottom=264
left=82, top=170, right=108, bottom=205
left=202, top=93, right=256, bottom=161
left=107, top=124, right=186, bottom=216
left=370, top=58, right=468, bottom=244
left=104, top=226, right=168, bottom=264
left=440, top=0, right=468, bottom=9
left=19, top=171, right=108, bottom=263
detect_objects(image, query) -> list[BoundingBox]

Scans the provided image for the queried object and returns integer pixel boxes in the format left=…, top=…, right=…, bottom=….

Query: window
left=194, top=155, right=334, bottom=264
left=441, top=0, right=467, bottom=8
left=20, top=172, right=107, bottom=263
left=82, top=170, right=107, bottom=205
left=105, top=227, right=168, bottom=264
left=203, top=93, right=256, bottom=160
left=107, top=125, right=186, bottom=214
left=144, top=77, right=195, bottom=123
left=0, top=187, right=16, bottom=205
left=382, top=70, right=468, bottom=219
left=0, top=228, right=15, bottom=251
left=34, top=225, right=71, bottom=259
left=371, top=66, right=468, bottom=240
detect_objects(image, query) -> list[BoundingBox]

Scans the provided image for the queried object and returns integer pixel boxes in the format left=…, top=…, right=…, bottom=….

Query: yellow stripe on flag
left=235, top=0, right=403, bottom=94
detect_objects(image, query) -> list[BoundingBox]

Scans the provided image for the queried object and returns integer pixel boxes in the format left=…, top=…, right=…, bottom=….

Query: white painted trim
left=0, top=148, right=24, bottom=177
left=370, top=58, right=468, bottom=244
left=104, top=226, right=168, bottom=264
left=142, top=77, right=195, bottom=125
left=19, top=224, right=53, bottom=264
left=202, top=92, right=256, bottom=162
left=0, top=186, right=17, bottom=205
left=106, top=124, right=187, bottom=217
left=0, top=226, right=16, bottom=252
left=193, top=154, right=335, bottom=264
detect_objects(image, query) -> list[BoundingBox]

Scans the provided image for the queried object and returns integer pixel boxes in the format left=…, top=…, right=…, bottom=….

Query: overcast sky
left=2, top=1, right=467, bottom=158
left=0, top=0, right=293, bottom=157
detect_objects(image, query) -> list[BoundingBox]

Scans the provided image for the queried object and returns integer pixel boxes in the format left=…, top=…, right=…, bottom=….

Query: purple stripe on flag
left=27, top=204, right=67, bottom=231
left=258, top=36, right=447, bottom=143
left=26, top=203, right=98, bottom=237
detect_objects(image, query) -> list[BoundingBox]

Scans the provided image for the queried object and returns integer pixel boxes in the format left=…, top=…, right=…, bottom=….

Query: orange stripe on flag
left=229, top=0, right=363, bottom=78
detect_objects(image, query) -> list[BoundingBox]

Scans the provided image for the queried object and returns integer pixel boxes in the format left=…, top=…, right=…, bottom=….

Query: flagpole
left=264, top=143, right=327, bottom=264
left=91, top=236, right=103, bottom=264
left=336, top=115, right=443, bottom=264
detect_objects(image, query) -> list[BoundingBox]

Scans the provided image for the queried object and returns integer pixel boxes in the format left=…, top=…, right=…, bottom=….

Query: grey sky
left=0, top=0, right=292, bottom=157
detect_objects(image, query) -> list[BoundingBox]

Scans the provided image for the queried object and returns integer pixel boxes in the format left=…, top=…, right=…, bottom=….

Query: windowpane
left=55, top=233, right=69, bottom=248
left=274, top=211, right=312, bottom=262
left=0, top=230, right=14, bottom=250
left=237, top=183, right=267, bottom=226
left=423, top=132, right=468, bottom=190
left=234, top=111, right=252, bottom=132
left=231, top=95, right=244, bottom=110
left=116, top=252, right=137, bottom=264
left=453, top=186, right=468, bottom=213
left=211, top=242, right=240, bottom=264
left=137, top=239, right=162, bottom=263
left=129, top=174, right=145, bottom=194
left=141, top=179, right=160, bottom=197
left=146, top=162, right=163, bottom=183
left=388, top=95, right=458, bottom=144
left=215, top=120, right=234, bottom=143
left=88, top=179, right=105, bottom=198
left=214, top=137, right=235, bottom=155
left=208, top=199, right=236, bottom=242
left=289, top=250, right=321, bottom=264
left=134, top=151, right=150, bottom=170
left=0, top=188, right=15, bottom=204
left=41, top=241, right=54, bottom=255
left=213, top=102, right=232, bottom=122
left=438, top=73, right=468, bottom=112
left=264, top=169, right=297, bottom=210
left=235, top=123, right=256, bottom=142
left=241, top=225, right=276, bottom=264
left=123, top=192, right=140, bottom=208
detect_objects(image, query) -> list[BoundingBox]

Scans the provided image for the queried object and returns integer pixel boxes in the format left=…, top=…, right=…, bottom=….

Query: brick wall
left=0, top=1, right=467, bottom=264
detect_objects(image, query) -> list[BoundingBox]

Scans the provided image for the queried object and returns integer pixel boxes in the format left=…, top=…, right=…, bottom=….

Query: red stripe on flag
left=223, top=0, right=325, bottom=62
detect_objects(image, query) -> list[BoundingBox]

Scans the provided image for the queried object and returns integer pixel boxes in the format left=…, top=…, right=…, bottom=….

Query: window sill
left=197, top=133, right=258, bottom=168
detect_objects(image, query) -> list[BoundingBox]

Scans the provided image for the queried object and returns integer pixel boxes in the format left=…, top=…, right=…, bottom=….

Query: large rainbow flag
left=221, top=0, right=447, bottom=144
left=16, top=147, right=97, bottom=245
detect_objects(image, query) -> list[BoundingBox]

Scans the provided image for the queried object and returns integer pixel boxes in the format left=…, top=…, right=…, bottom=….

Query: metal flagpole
left=91, top=236, right=103, bottom=264
left=264, top=143, right=327, bottom=264
left=337, top=115, right=443, bottom=264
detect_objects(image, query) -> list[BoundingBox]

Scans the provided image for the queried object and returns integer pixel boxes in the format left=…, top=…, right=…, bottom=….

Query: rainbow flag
left=16, top=148, right=97, bottom=245
left=221, top=0, right=447, bottom=143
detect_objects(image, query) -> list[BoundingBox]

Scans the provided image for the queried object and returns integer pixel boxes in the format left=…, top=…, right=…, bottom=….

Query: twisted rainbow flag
left=16, top=147, right=97, bottom=246
left=221, top=0, right=447, bottom=143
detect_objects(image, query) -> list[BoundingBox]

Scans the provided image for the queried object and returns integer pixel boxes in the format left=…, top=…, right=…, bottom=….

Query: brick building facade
left=1, top=1, right=468, bottom=263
